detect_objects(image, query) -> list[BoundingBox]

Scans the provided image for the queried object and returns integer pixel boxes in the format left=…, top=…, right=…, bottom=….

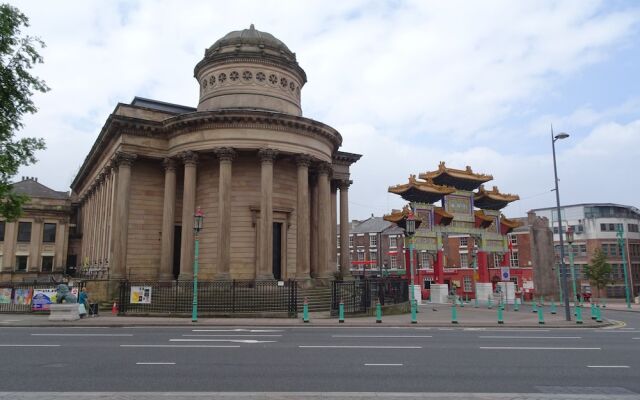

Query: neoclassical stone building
left=69, top=25, right=360, bottom=283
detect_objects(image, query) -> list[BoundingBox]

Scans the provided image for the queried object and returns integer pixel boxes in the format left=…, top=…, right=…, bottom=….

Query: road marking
left=632, top=338, right=640, bottom=340
left=191, top=329, right=283, bottom=333
left=472, top=329, right=550, bottom=332
left=332, top=335, right=432, bottom=338
left=587, top=365, right=630, bottom=368
left=136, top=362, right=176, bottom=365
left=182, top=334, right=282, bottom=337
left=300, top=345, right=421, bottom=349
left=364, top=363, right=403, bottom=366
left=31, top=333, right=133, bottom=337
left=479, top=336, right=581, bottom=339
left=438, top=328, right=454, bottom=331
left=480, top=347, right=600, bottom=350
left=0, top=344, right=61, bottom=347
left=120, top=345, right=240, bottom=348
left=170, top=339, right=275, bottom=344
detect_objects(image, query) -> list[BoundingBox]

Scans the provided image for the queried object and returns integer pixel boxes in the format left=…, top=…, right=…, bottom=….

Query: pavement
left=0, top=301, right=627, bottom=328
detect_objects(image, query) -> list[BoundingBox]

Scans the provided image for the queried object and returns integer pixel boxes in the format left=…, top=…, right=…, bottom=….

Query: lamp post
left=405, top=211, right=417, bottom=324
left=566, top=226, right=578, bottom=305
left=472, top=242, right=479, bottom=305
left=551, top=127, right=571, bottom=321
left=616, top=225, right=632, bottom=309
left=192, top=207, right=204, bottom=322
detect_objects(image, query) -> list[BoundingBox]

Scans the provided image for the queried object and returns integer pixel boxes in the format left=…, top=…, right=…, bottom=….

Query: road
left=0, top=308, right=638, bottom=399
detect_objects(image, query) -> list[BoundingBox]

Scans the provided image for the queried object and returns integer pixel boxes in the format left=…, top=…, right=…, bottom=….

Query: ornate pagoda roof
left=434, top=207, right=454, bottom=226
left=499, top=214, right=524, bottom=235
left=418, top=162, right=492, bottom=191
left=474, top=185, right=520, bottom=210
left=383, top=205, right=423, bottom=231
left=388, top=175, right=456, bottom=203
left=474, top=210, right=494, bottom=229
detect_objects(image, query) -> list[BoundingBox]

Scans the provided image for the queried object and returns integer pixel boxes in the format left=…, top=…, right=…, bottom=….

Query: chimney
left=35, top=177, right=38, bottom=182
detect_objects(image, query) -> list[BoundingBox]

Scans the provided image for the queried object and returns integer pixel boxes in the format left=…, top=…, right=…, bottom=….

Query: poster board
left=32, top=288, right=57, bottom=311
left=130, top=286, right=152, bottom=304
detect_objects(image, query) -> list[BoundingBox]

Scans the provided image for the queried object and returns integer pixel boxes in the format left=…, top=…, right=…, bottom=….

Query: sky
left=8, top=0, right=640, bottom=220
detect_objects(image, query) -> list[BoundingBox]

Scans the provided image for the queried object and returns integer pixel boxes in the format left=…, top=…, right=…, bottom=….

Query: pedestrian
left=78, top=287, right=89, bottom=318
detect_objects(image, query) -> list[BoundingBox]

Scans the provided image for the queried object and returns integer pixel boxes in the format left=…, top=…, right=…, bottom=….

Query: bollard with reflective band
left=376, top=301, right=382, bottom=323
left=550, top=301, right=557, bottom=315
left=339, top=300, right=345, bottom=323
left=538, top=306, right=545, bottom=324
left=514, top=298, right=519, bottom=311
left=451, top=302, right=458, bottom=324
left=487, top=297, right=493, bottom=309
left=303, top=297, right=309, bottom=323
left=591, top=303, right=596, bottom=320
left=596, top=305, right=602, bottom=323
left=498, top=305, right=504, bottom=324
left=575, top=305, right=583, bottom=324
left=532, top=302, right=538, bottom=313
left=602, top=298, right=607, bottom=308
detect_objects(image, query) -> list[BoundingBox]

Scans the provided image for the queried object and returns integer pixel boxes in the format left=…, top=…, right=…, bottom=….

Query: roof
left=11, top=178, right=69, bottom=200
left=388, top=174, right=455, bottom=203
left=474, top=185, right=519, bottom=210
left=351, top=216, right=395, bottom=234
left=419, top=161, right=492, bottom=191
left=530, top=203, right=640, bottom=214
left=209, top=24, right=294, bottom=59
left=131, top=97, right=196, bottom=114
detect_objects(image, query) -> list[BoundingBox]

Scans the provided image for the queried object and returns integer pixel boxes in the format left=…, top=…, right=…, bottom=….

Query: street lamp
left=551, top=127, right=571, bottom=321
left=616, top=225, right=632, bottom=309
left=472, top=242, right=479, bottom=307
left=192, top=207, right=204, bottom=322
left=405, top=211, right=417, bottom=324
left=566, top=226, right=578, bottom=305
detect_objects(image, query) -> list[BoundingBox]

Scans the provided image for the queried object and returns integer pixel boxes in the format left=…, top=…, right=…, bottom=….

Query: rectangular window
left=493, top=254, right=501, bottom=268
left=509, top=235, right=518, bottom=245
left=337, top=235, right=340, bottom=248
left=459, top=237, right=468, bottom=247
left=16, top=255, right=28, bottom=271
left=41, top=256, right=54, bottom=272
left=463, top=276, right=472, bottom=292
left=460, top=253, right=469, bottom=268
left=337, top=253, right=340, bottom=267
left=17, top=222, right=31, bottom=242
left=369, top=235, right=377, bottom=247
left=369, top=250, right=377, bottom=268
left=423, top=277, right=433, bottom=290
left=357, top=249, right=365, bottom=262
left=390, top=255, right=397, bottom=268
left=628, top=224, right=639, bottom=233
left=349, top=235, right=354, bottom=248
left=510, top=251, right=519, bottom=267
left=579, top=244, right=587, bottom=257
left=510, top=276, right=519, bottom=285
left=420, top=252, right=430, bottom=268
left=0, top=221, right=4, bottom=241
left=389, top=236, right=397, bottom=248
left=43, top=223, right=57, bottom=243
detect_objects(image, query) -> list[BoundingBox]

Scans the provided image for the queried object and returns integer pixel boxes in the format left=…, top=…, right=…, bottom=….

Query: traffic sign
left=500, top=267, right=510, bottom=281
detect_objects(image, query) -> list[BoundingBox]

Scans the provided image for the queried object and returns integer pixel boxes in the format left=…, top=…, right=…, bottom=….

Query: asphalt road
left=0, top=309, right=638, bottom=397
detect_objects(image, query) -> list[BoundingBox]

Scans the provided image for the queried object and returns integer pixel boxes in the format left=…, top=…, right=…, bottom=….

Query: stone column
left=2, top=222, right=16, bottom=271
left=110, top=152, right=136, bottom=280
left=179, top=151, right=198, bottom=280
left=339, top=180, right=352, bottom=278
left=107, top=163, right=119, bottom=267
left=295, top=155, right=312, bottom=280
left=54, top=221, right=66, bottom=270
left=159, top=158, right=177, bottom=280
left=317, top=162, right=332, bottom=279
left=330, top=181, right=338, bottom=274
left=89, top=186, right=98, bottom=264
left=309, top=173, right=319, bottom=278
left=257, top=148, right=277, bottom=280
left=95, top=174, right=105, bottom=264
left=29, top=217, right=43, bottom=271
left=80, top=198, right=87, bottom=264
left=215, top=147, right=236, bottom=280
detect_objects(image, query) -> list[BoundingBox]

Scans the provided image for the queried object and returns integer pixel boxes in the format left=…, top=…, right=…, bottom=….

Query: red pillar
left=478, top=251, right=489, bottom=283
left=435, top=249, right=444, bottom=284
left=502, top=252, right=510, bottom=267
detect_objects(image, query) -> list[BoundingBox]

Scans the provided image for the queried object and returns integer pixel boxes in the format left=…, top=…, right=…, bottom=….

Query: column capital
left=162, top=157, right=177, bottom=171
left=258, top=148, right=278, bottom=163
left=179, top=151, right=198, bottom=165
left=214, top=147, right=236, bottom=162
left=316, top=161, right=332, bottom=176
left=338, top=179, right=352, bottom=190
left=96, top=172, right=106, bottom=184
left=114, top=152, right=137, bottom=167
left=295, top=154, right=313, bottom=168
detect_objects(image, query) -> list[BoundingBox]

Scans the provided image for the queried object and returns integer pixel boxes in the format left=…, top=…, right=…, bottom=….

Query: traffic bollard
left=303, top=297, right=309, bottom=323
left=575, top=305, right=583, bottom=324
left=339, top=300, right=345, bottom=323
left=591, top=303, right=596, bottom=320
left=514, top=298, right=520, bottom=311
left=474, top=297, right=479, bottom=308
left=459, top=295, right=464, bottom=308
left=532, top=302, right=538, bottom=313
left=488, top=297, right=493, bottom=309
left=376, top=301, right=382, bottom=324
left=411, top=300, right=417, bottom=324
left=596, top=305, right=602, bottom=323
left=550, top=301, right=557, bottom=315
left=602, top=298, right=606, bottom=308
left=538, top=305, right=545, bottom=324
left=498, top=305, right=504, bottom=324
left=451, top=302, right=458, bottom=324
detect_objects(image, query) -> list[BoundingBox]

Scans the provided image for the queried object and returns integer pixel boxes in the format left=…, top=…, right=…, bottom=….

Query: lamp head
left=554, top=132, right=569, bottom=140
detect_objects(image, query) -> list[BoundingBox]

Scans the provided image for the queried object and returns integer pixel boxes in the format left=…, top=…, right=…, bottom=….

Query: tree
left=0, top=3, right=47, bottom=220
left=583, top=248, right=613, bottom=298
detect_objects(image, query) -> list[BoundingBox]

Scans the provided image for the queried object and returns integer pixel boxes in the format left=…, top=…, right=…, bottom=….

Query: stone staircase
left=297, top=287, right=332, bottom=312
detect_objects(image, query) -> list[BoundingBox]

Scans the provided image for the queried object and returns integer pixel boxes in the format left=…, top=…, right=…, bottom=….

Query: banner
left=130, top=286, right=152, bottom=304
left=12, top=288, right=33, bottom=305
left=32, top=288, right=57, bottom=311
left=0, top=288, right=12, bottom=304
left=500, top=267, right=510, bottom=281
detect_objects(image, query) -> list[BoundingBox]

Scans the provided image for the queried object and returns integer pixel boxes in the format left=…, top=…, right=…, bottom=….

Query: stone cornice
left=194, top=53, right=307, bottom=85
left=333, top=151, right=362, bottom=165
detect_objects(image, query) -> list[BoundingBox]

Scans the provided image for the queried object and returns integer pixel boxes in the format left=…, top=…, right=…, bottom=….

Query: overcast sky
left=9, top=0, right=640, bottom=220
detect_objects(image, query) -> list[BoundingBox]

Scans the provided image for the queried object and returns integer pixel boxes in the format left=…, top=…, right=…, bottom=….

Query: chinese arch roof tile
left=418, top=161, right=492, bottom=191
left=388, top=174, right=456, bottom=203
left=474, top=185, right=520, bottom=210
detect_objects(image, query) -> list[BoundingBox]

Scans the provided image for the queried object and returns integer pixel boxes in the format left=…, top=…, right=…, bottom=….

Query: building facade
left=531, top=203, right=640, bottom=298
left=64, top=25, right=360, bottom=284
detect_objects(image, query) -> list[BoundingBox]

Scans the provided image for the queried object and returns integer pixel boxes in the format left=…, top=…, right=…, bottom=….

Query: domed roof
left=206, top=24, right=295, bottom=61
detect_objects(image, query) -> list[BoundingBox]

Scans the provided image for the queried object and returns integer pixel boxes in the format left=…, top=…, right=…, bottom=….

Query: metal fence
left=331, top=278, right=409, bottom=316
left=118, top=280, right=298, bottom=317
left=0, top=281, right=85, bottom=313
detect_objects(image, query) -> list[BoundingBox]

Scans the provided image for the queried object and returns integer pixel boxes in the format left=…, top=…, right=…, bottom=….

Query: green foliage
left=0, top=3, right=47, bottom=220
left=583, top=248, right=613, bottom=294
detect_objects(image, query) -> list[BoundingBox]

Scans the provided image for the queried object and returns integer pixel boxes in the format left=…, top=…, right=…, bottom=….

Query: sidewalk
left=0, top=303, right=619, bottom=328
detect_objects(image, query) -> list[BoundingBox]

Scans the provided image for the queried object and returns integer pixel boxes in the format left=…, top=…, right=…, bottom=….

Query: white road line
left=299, top=345, right=421, bottom=349
left=191, top=329, right=283, bottom=332
left=364, top=363, right=403, bottom=366
left=332, top=335, right=432, bottom=338
left=478, top=336, right=581, bottom=339
left=31, top=333, right=133, bottom=337
left=587, top=365, right=630, bottom=368
left=182, top=334, right=282, bottom=337
left=120, top=345, right=240, bottom=348
left=633, top=338, right=640, bottom=340
left=170, top=339, right=275, bottom=343
left=0, top=344, right=61, bottom=347
left=472, top=329, right=550, bottom=332
left=136, top=362, right=176, bottom=365
left=480, top=347, right=600, bottom=350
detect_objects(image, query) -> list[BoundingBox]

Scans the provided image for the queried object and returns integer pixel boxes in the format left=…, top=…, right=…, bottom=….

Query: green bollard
left=550, top=301, right=557, bottom=315
left=339, top=300, right=345, bottom=323
left=459, top=295, right=464, bottom=308
left=451, top=302, right=458, bottom=324
left=376, top=301, right=382, bottom=324
left=303, top=297, right=309, bottom=323
left=498, top=305, right=504, bottom=324
left=514, top=298, right=520, bottom=312
left=537, top=305, right=545, bottom=324
left=474, top=297, right=479, bottom=308
left=532, top=302, right=538, bottom=313
left=465, top=294, right=469, bottom=304
left=602, top=298, right=606, bottom=308
left=591, top=303, right=596, bottom=320
left=596, top=305, right=602, bottom=323
left=539, top=296, right=544, bottom=306
left=411, top=300, right=417, bottom=324
left=575, top=305, right=583, bottom=324
left=488, top=297, right=493, bottom=309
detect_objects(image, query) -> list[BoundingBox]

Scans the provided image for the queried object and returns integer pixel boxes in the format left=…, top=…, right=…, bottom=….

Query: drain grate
left=536, top=386, right=637, bottom=395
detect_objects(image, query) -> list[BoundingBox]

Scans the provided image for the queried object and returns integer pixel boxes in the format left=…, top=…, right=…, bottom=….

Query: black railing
left=0, top=281, right=85, bottom=313
left=118, top=280, right=298, bottom=317
left=331, top=278, right=409, bottom=316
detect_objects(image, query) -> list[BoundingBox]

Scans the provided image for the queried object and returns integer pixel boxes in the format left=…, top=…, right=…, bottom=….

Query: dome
left=207, top=24, right=295, bottom=61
